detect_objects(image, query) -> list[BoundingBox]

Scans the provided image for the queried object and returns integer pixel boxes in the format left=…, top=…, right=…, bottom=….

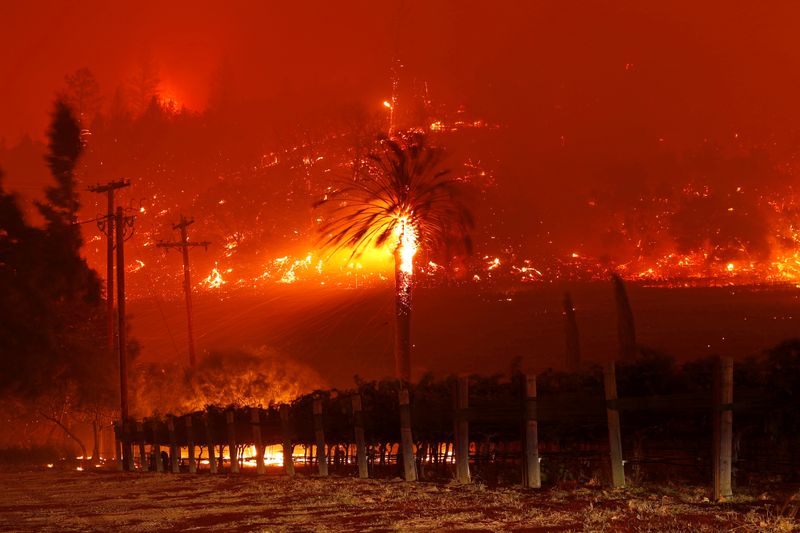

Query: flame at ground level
left=105, top=443, right=462, bottom=469
left=192, top=236, right=409, bottom=294
left=118, top=219, right=800, bottom=300
left=190, top=245, right=800, bottom=295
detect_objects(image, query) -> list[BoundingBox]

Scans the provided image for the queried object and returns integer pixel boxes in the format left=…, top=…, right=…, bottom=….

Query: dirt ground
left=0, top=468, right=797, bottom=532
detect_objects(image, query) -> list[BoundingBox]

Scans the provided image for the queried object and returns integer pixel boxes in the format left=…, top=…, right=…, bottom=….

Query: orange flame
left=395, top=215, right=417, bottom=275
left=201, top=267, right=226, bottom=289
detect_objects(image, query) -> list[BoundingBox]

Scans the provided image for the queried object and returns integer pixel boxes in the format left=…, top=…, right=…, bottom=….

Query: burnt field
left=0, top=469, right=797, bottom=532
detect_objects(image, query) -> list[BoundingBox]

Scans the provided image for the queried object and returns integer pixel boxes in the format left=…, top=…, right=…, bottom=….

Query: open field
left=0, top=469, right=797, bottom=532
left=129, top=283, right=800, bottom=388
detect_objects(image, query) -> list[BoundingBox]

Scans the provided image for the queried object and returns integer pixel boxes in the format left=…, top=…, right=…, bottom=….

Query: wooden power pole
left=157, top=215, right=209, bottom=368
left=89, top=180, right=131, bottom=469
left=88, top=180, right=130, bottom=370
left=115, top=206, right=135, bottom=471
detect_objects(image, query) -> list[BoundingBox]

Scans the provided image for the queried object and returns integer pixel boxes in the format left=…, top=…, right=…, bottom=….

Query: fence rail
left=115, top=356, right=791, bottom=500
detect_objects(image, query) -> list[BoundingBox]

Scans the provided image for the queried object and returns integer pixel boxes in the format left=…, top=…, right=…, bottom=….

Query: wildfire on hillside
left=71, top=85, right=800, bottom=298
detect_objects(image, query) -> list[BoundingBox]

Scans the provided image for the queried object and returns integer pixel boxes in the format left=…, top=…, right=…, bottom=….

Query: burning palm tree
left=316, top=131, right=474, bottom=382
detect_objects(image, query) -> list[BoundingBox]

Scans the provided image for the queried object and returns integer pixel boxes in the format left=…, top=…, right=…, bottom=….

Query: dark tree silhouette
left=38, top=101, right=82, bottom=232
left=315, top=132, right=473, bottom=382
left=0, top=101, right=118, bottom=459
left=35, top=100, right=97, bottom=301
left=62, top=68, right=102, bottom=127
left=0, top=168, right=53, bottom=395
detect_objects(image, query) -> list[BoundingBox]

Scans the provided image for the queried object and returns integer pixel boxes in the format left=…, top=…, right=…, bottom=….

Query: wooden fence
left=114, top=356, right=746, bottom=500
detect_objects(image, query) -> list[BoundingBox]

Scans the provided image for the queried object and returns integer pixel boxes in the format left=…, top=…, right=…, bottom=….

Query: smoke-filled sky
left=4, top=0, right=800, bottom=286
left=4, top=1, right=800, bottom=142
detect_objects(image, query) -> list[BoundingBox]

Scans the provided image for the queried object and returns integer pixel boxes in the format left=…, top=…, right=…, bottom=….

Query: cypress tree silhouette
left=612, top=273, right=638, bottom=361
left=563, top=291, right=581, bottom=371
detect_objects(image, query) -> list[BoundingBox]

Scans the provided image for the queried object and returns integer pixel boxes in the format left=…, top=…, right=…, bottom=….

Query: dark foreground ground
left=0, top=469, right=797, bottom=532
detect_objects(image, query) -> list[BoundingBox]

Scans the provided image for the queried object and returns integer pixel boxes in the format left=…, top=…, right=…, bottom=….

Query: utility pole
left=157, top=215, right=210, bottom=368
left=115, top=206, right=135, bottom=471
left=88, top=180, right=130, bottom=369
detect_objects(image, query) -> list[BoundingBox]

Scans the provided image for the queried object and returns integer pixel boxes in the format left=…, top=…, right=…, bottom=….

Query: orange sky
left=3, top=0, right=800, bottom=144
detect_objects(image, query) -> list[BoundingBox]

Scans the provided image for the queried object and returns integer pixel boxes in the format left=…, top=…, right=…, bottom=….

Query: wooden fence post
left=522, top=374, right=541, bottom=488
left=313, top=398, right=328, bottom=476
left=151, top=420, right=164, bottom=473
left=713, top=356, right=734, bottom=500
left=603, top=362, right=625, bottom=488
left=167, top=416, right=180, bottom=473
left=113, top=422, right=121, bottom=470
left=113, top=422, right=122, bottom=471
left=352, top=394, right=369, bottom=479
left=204, top=413, right=217, bottom=474
left=136, top=422, right=147, bottom=471
left=226, top=410, right=239, bottom=474
left=399, top=387, right=417, bottom=482
left=279, top=405, right=295, bottom=477
left=122, top=420, right=135, bottom=472
left=454, top=377, right=470, bottom=484
left=250, top=408, right=265, bottom=475
left=185, top=416, right=197, bottom=473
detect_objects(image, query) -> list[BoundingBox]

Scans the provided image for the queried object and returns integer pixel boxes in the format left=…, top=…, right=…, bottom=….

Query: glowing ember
left=201, top=267, right=226, bottom=289
left=127, top=259, right=146, bottom=273
left=224, top=240, right=238, bottom=257
left=279, top=268, right=296, bottom=284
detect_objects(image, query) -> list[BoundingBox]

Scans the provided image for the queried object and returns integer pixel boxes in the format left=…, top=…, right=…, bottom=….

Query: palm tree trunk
left=394, top=250, right=412, bottom=383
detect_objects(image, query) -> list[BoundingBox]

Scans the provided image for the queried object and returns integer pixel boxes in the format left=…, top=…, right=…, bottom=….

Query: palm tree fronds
left=314, top=131, right=474, bottom=266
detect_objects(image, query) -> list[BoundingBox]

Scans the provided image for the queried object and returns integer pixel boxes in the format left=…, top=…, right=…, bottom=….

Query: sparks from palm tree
left=315, top=131, right=473, bottom=381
